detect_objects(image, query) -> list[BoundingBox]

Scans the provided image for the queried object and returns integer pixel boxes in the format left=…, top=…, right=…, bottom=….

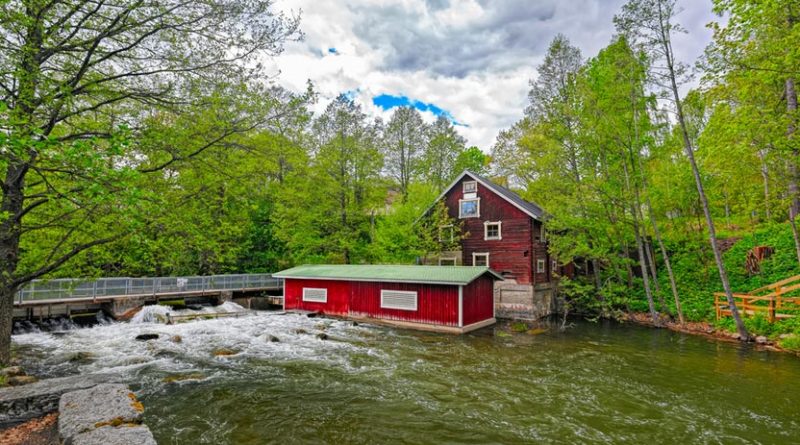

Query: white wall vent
left=380, top=290, right=418, bottom=311
left=302, top=287, right=327, bottom=303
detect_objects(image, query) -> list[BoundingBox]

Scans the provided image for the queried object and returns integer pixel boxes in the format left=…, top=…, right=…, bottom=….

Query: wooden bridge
left=715, top=275, right=800, bottom=322
left=13, top=274, right=283, bottom=320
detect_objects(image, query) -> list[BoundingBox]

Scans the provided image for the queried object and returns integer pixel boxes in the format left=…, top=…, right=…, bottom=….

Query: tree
left=275, top=95, right=382, bottom=264
left=706, top=0, right=800, bottom=266
left=454, top=146, right=490, bottom=175
left=423, top=116, right=466, bottom=190
left=615, top=0, right=749, bottom=339
left=383, top=107, right=428, bottom=200
left=0, top=0, right=300, bottom=364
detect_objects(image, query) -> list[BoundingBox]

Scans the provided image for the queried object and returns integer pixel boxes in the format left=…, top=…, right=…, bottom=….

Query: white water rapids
left=12, top=305, right=386, bottom=389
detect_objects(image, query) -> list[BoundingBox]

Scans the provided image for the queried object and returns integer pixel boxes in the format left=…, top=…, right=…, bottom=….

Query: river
left=11, top=307, right=800, bottom=444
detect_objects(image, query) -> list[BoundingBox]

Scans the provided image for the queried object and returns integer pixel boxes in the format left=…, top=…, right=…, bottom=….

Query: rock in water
left=211, top=348, right=238, bottom=357
left=268, top=335, right=280, bottom=343
left=306, top=312, right=318, bottom=318
left=1, top=366, right=25, bottom=377
left=756, top=336, right=768, bottom=344
left=294, top=329, right=307, bottom=335
left=316, top=333, right=329, bottom=340
left=7, top=375, right=38, bottom=386
left=135, top=334, right=159, bottom=341
left=170, top=335, right=182, bottom=343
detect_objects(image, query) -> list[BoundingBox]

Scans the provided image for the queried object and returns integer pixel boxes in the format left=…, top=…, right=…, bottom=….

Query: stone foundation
left=494, top=280, right=556, bottom=320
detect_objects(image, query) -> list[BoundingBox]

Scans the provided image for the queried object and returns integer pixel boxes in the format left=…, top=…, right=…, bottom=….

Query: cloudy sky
left=267, top=0, right=719, bottom=149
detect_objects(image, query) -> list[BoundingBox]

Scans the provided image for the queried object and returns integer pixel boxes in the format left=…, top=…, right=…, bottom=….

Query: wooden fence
left=715, top=275, right=800, bottom=322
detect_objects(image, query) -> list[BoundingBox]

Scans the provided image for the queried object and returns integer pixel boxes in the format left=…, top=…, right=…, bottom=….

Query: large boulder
left=70, top=425, right=156, bottom=445
left=58, top=383, right=144, bottom=442
left=0, top=374, right=116, bottom=425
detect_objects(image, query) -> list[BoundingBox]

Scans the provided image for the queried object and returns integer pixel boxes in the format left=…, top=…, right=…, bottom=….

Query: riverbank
left=622, top=312, right=800, bottom=355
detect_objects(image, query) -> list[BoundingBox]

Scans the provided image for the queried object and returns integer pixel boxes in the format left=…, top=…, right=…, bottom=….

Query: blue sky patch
left=372, top=94, right=467, bottom=126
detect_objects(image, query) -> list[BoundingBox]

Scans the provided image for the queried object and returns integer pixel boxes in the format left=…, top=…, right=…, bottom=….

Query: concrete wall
left=494, top=280, right=556, bottom=320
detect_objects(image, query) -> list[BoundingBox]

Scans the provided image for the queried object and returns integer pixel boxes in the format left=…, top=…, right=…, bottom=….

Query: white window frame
left=484, top=221, right=502, bottom=240
left=459, top=198, right=480, bottom=218
left=473, top=252, right=490, bottom=267
left=302, top=287, right=327, bottom=303
left=380, top=289, right=418, bottom=311
left=537, top=259, right=546, bottom=273
left=438, top=257, right=457, bottom=266
left=463, top=180, right=477, bottom=193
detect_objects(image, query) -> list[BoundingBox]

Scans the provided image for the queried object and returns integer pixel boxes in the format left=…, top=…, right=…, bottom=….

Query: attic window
left=484, top=221, right=502, bottom=240
left=463, top=181, right=477, bottom=193
left=459, top=198, right=480, bottom=218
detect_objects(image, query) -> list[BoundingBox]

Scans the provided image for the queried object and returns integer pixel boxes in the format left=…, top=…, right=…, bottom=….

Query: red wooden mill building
left=274, top=264, right=502, bottom=333
left=425, top=170, right=568, bottom=319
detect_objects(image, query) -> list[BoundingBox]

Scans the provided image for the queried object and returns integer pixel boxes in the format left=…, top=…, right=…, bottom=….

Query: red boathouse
left=273, top=264, right=503, bottom=333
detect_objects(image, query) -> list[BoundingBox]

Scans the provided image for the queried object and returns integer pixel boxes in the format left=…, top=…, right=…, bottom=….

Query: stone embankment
left=0, top=376, right=156, bottom=444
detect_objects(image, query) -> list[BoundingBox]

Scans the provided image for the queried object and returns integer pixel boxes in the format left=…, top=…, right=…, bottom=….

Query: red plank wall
left=284, top=279, right=462, bottom=326
left=349, top=281, right=460, bottom=326
left=444, top=175, right=551, bottom=284
left=283, top=278, right=351, bottom=316
left=462, top=274, right=495, bottom=325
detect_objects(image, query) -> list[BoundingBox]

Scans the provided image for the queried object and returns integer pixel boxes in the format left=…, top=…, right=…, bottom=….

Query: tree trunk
left=659, top=12, right=748, bottom=339
left=758, top=149, right=770, bottom=219
left=647, top=201, right=684, bottom=324
left=786, top=78, right=800, bottom=267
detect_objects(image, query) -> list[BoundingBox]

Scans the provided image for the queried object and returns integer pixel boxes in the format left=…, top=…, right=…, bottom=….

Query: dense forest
left=2, top=0, right=800, bottom=363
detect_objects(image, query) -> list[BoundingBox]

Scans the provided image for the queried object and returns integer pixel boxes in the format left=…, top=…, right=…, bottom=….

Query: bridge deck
left=15, top=274, right=283, bottom=306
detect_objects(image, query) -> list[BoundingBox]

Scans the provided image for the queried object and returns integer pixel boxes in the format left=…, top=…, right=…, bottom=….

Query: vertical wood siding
left=283, top=278, right=350, bottom=316
left=462, top=275, right=495, bottom=325
left=349, top=281, right=459, bottom=326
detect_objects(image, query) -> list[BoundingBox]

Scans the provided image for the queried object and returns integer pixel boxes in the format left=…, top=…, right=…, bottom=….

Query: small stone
left=67, top=352, right=94, bottom=363
left=294, top=329, right=307, bottom=335
left=7, top=375, right=37, bottom=386
left=755, top=336, right=768, bottom=344
left=170, top=335, right=182, bottom=343
left=135, top=334, right=159, bottom=341
left=306, top=312, right=318, bottom=318
left=0, top=366, right=25, bottom=377
left=162, top=373, right=205, bottom=384
left=268, top=335, right=280, bottom=343
left=211, top=348, right=238, bottom=357
left=730, top=333, right=741, bottom=340
left=315, top=323, right=329, bottom=331
left=351, top=321, right=359, bottom=327
left=316, top=333, right=328, bottom=340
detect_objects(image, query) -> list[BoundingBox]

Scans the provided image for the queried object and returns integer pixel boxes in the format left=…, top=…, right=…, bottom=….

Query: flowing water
left=11, top=308, right=800, bottom=445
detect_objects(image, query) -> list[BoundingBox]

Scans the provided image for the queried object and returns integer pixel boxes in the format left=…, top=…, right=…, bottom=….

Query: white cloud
left=267, top=0, right=717, bottom=149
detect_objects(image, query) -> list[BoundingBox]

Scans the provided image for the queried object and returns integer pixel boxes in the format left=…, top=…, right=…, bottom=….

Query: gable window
left=439, top=257, right=457, bottom=266
left=302, top=287, right=327, bottom=303
left=438, top=225, right=455, bottom=243
left=484, top=221, right=502, bottom=240
left=459, top=198, right=480, bottom=218
left=381, top=290, right=418, bottom=311
left=537, top=259, right=546, bottom=273
left=473, top=252, right=489, bottom=267
left=463, top=180, right=477, bottom=193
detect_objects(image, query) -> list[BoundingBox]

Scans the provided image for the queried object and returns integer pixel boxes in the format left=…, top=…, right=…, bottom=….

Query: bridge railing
left=16, top=273, right=283, bottom=303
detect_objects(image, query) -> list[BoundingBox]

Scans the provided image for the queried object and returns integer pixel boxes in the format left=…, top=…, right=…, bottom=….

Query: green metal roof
left=273, top=264, right=503, bottom=285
